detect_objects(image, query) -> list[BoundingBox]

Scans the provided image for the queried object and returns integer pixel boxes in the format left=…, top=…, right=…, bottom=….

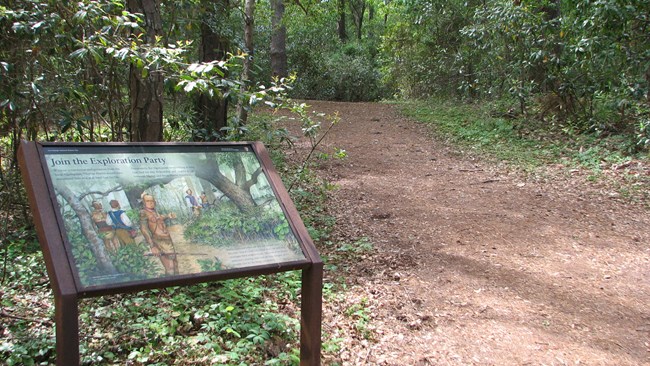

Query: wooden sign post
left=18, top=141, right=322, bottom=365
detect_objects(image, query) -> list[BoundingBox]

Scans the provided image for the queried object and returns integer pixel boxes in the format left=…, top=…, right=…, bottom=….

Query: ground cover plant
left=398, top=99, right=650, bottom=204
left=1, top=237, right=304, bottom=366
left=3, top=99, right=649, bottom=364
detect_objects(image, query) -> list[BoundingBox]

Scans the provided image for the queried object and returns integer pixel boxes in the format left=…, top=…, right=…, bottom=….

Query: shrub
left=290, top=42, right=387, bottom=102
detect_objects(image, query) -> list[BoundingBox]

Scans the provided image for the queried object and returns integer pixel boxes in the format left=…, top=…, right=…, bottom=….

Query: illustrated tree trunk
left=337, top=0, right=347, bottom=42
left=236, top=0, right=256, bottom=125
left=200, top=179, right=218, bottom=203
left=56, top=186, right=117, bottom=274
left=196, top=169, right=257, bottom=211
left=270, top=0, right=288, bottom=78
left=127, top=0, right=165, bottom=142
left=123, top=175, right=177, bottom=209
left=233, top=153, right=248, bottom=186
left=196, top=3, right=230, bottom=138
left=124, top=186, right=145, bottom=211
left=194, top=154, right=262, bottom=211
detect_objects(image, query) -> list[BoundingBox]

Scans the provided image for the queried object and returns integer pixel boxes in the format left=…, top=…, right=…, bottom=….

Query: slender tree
left=270, top=0, right=288, bottom=78
left=195, top=0, right=231, bottom=138
left=127, top=0, right=165, bottom=142
left=56, top=186, right=118, bottom=274
left=337, top=0, right=348, bottom=41
left=236, top=0, right=256, bottom=125
left=349, top=0, right=366, bottom=40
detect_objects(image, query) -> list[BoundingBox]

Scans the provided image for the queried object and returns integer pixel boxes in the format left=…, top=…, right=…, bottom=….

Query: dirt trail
left=287, top=101, right=650, bottom=365
left=166, top=224, right=223, bottom=275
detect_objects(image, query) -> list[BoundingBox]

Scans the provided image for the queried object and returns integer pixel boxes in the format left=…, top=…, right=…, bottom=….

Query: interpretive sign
left=42, top=143, right=307, bottom=290
left=18, top=141, right=322, bottom=365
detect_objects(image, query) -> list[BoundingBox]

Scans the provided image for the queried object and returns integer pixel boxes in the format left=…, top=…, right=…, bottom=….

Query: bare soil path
left=288, top=101, right=650, bottom=365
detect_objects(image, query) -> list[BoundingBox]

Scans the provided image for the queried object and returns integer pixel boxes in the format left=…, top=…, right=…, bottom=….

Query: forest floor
left=283, top=101, right=650, bottom=365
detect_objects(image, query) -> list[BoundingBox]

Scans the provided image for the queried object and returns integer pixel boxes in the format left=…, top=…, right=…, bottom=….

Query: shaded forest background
left=2, top=0, right=649, bottom=147
left=3, top=0, right=647, bottom=219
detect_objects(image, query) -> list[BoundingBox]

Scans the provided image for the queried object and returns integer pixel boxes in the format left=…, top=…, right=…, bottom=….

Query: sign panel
left=39, top=144, right=307, bottom=290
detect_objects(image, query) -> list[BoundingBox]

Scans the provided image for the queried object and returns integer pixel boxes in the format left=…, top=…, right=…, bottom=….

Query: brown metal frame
left=18, top=141, right=322, bottom=366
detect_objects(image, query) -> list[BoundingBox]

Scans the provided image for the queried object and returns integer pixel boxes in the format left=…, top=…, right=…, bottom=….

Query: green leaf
left=183, top=81, right=196, bottom=92
left=69, top=48, right=88, bottom=59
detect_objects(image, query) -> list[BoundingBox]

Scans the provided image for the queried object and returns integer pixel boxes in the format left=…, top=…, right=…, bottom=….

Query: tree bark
left=349, top=0, right=366, bottom=40
left=367, top=4, right=375, bottom=38
left=195, top=166, right=256, bottom=211
left=270, top=0, right=288, bottom=78
left=538, top=0, right=562, bottom=93
left=236, top=0, right=256, bottom=125
left=194, top=154, right=260, bottom=211
left=200, top=179, right=218, bottom=203
left=337, top=0, right=347, bottom=42
left=196, top=4, right=230, bottom=138
left=127, top=0, right=165, bottom=142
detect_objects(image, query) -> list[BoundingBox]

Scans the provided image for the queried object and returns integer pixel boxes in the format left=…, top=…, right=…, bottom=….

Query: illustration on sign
left=43, top=145, right=306, bottom=288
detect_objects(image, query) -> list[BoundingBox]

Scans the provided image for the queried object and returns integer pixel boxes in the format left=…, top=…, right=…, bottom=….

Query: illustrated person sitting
left=185, top=189, right=201, bottom=216
left=200, top=191, right=209, bottom=209
left=140, top=193, right=179, bottom=276
left=106, top=200, right=136, bottom=246
left=91, top=201, right=119, bottom=252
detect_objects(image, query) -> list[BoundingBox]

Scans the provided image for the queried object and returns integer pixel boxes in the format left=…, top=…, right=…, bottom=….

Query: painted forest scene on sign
left=44, top=145, right=305, bottom=288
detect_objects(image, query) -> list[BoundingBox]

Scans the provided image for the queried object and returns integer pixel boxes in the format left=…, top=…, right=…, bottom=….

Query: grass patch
left=395, top=99, right=649, bottom=173
left=397, top=100, right=561, bottom=169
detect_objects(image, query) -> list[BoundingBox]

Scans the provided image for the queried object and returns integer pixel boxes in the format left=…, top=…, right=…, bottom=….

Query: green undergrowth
left=1, top=232, right=305, bottom=366
left=1, top=181, right=339, bottom=366
left=398, top=100, right=559, bottom=168
left=396, top=99, right=650, bottom=191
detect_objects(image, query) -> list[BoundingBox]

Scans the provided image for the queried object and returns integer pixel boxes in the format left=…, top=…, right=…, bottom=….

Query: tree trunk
left=270, top=0, right=288, bottom=78
left=538, top=0, right=561, bottom=93
left=337, top=0, right=347, bottom=42
left=56, top=186, right=117, bottom=275
left=196, top=5, right=230, bottom=139
left=124, top=186, right=144, bottom=210
left=127, top=0, right=164, bottom=142
left=349, top=0, right=366, bottom=40
left=236, top=0, right=256, bottom=125
left=367, top=4, right=375, bottom=38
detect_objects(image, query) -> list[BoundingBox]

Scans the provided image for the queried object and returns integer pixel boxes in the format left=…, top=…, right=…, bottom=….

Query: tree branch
left=292, top=0, right=309, bottom=15
left=78, top=185, right=124, bottom=201
left=243, top=167, right=263, bottom=191
left=1, top=309, right=53, bottom=325
left=288, top=117, right=338, bottom=193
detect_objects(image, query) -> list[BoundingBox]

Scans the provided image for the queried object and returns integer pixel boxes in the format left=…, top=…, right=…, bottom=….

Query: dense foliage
left=0, top=112, right=341, bottom=364
left=184, top=202, right=293, bottom=245
left=2, top=232, right=304, bottom=365
left=382, top=0, right=650, bottom=150
left=2, top=0, right=648, bottom=154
